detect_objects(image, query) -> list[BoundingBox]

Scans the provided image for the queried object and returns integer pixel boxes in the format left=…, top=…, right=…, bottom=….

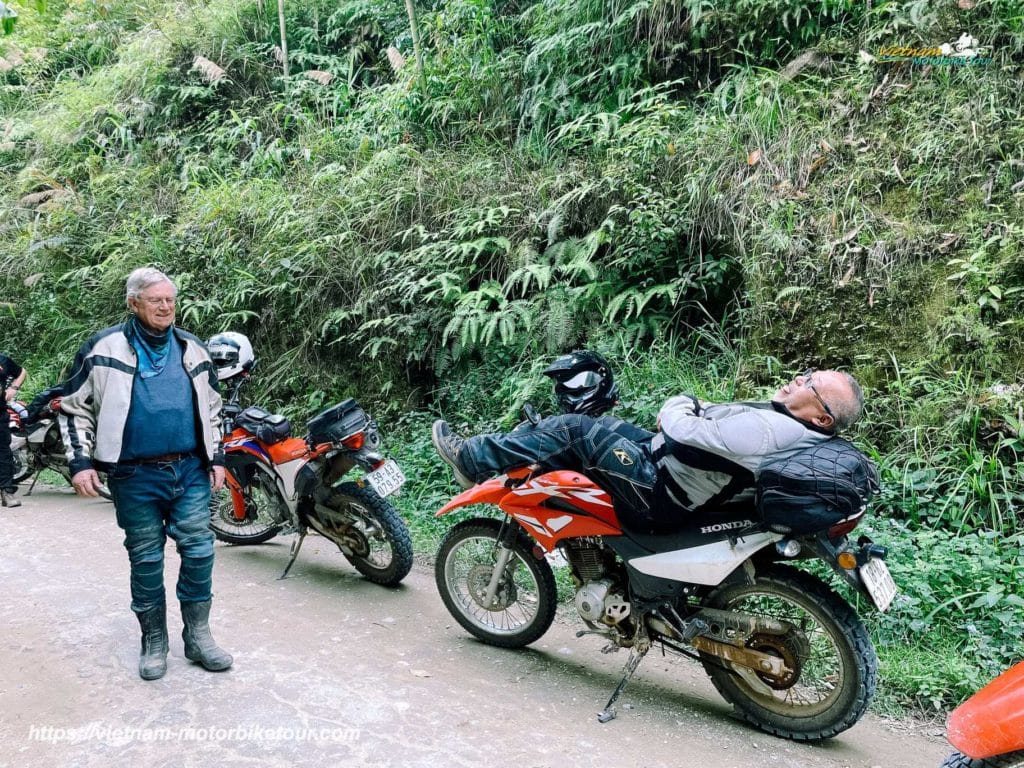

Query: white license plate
left=860, top=557, right=897, bottom=612
left=365, top=460, right=406, bottom=497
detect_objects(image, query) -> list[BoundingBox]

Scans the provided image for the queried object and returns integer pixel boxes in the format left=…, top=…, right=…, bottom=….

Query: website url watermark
left=28, top=723, right=360, bottom=745
left=869, top=33, right=995, bottom=67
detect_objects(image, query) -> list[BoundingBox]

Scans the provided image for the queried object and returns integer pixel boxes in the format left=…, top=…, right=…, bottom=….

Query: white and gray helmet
left=207, top=332, right=255, bottom=380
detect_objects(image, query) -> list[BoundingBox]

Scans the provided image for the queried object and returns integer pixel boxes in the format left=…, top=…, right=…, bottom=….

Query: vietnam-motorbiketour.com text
left=27, top=723, right=361, bottom=744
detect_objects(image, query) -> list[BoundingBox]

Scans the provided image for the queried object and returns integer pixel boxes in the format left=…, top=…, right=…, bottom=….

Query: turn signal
left=341, top=432, right=365, bottom=450
left=836, top=551, right=858, bottom=570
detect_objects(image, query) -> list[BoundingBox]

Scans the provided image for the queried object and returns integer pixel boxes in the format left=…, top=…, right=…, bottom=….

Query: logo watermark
left=868, top=33, right=993, bottom=67
left=28, top=723, right=360, bottom=745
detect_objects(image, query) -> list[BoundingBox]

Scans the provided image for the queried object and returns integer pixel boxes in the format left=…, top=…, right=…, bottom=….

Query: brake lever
left=522, top=402, right=541, bottom=426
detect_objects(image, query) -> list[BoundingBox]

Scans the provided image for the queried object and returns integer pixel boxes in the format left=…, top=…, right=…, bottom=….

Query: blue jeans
left=460, top=414, right=660, bottom=532
left=107, top=455, right=215, bottom=613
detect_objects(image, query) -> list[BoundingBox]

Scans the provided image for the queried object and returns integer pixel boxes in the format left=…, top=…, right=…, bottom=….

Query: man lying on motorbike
left=432, top=368, right=864, bottom=534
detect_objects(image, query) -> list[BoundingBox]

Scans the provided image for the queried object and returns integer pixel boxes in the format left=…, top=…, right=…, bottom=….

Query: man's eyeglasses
left=138, top=297, right=176, bottom=307
left=800, top=369, right=835, bottom=421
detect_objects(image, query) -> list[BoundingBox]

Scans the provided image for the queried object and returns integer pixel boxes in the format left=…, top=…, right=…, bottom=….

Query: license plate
left=365, top=460, right=406, bottom=498
left=860, top=557, right=897, bottom=612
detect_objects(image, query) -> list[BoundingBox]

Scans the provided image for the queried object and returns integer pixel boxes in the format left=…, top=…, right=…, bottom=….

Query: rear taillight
left=341, top=432, right=364, bottom=450
left=827, top=511, right=865, bottom=539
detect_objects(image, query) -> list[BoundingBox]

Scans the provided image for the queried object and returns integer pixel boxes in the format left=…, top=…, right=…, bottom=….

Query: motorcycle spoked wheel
left=208, top=464, right=284, bottom=545
left=435, top=517, right=558, bottom=649
left=11, top=446, right=32, bottom=484
left=941, top=751, right=1024, bottom=768
left=697, top=564, right=877, bottom=741
left=313, top=481, right=413, bottom=587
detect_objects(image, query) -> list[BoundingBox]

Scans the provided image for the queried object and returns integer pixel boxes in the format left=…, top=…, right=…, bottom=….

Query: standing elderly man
left=60, top=267, right=232, bottom=680
left=0, top=351, right=27, bottom=507
left=433, top=369, right=864, bottom=534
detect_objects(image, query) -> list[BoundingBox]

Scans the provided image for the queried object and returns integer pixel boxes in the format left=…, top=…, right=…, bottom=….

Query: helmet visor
left=560, top=370, right=602, bottom=391
left=210, top=347, right=239, bottom=365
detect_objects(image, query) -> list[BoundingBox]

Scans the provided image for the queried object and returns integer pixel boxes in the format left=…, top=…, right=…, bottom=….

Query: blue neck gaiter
left=129, top=316, right=172, bottom=379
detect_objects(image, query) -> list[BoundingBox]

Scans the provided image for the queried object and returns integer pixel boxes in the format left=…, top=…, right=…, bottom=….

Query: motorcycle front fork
left=478, top=518, right=527, bottom=609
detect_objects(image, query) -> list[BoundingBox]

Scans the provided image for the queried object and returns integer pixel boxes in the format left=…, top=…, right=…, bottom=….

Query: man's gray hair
left=830, top=372, right=864, bottom=432
left=125, top=267, right=176, bottom=304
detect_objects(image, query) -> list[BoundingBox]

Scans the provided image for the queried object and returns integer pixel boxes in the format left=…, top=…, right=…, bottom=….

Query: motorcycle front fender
left=948, top=659, right=1024, bottom=759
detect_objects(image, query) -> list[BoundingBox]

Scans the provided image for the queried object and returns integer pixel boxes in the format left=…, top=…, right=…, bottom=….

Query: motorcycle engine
left=563, top=540, right=631, bottom=627
left=574, top=579, right=631, bottom=626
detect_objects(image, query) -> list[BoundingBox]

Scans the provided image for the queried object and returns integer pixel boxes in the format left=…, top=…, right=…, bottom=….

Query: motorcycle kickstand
left=25, top=470, right=41, bottom=497
left=597, top=641, right=650, bottom=724
left=278, top=530, right=307, bottom=580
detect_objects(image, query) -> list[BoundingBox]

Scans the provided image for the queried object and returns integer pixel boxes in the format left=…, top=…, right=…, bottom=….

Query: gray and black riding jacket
left=650, top=396, right=830, bottom=513
left=58, top=322, right=224, bottom=476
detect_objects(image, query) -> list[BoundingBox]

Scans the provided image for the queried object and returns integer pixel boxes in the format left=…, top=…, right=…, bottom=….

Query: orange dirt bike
left=433, top=426, right=895, bottom=739
left=208, top=374, right=413, bottom=586
left=942, top=660, right=1024, bottom=767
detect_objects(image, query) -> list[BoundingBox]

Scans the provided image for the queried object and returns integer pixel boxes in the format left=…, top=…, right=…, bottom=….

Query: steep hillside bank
left=1, top=0, right=1022, bottom=709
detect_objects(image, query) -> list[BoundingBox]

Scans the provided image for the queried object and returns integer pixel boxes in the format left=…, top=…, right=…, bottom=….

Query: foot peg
left=679, top=617, right=708, bottom=642
left=656, top=603, right=707, bottom=642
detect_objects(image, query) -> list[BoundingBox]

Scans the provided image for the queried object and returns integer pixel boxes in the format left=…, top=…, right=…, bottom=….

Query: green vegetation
left=2, top=0, right=1022, bottom=713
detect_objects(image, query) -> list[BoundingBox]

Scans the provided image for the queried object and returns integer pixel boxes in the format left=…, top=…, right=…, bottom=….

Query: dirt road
left=0, top=487, right=950, bottom=768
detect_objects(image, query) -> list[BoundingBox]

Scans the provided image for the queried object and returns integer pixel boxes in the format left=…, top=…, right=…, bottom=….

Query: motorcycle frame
left=436, top=468, right=783, bottom=588
left=221, top=429, right=334, bottom=522
left=218, top=412, right=393, bottom=581
left=436, top=467, right=886, bottom=599
left=7, top=399, right=74, bottom=492
left=218, top=373, right=384, bottom=523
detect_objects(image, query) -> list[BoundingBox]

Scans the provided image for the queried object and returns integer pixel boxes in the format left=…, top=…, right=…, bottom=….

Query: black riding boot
left=136, top=603, right=168, bottom=680
left=181, top=600, right=233, bottom=671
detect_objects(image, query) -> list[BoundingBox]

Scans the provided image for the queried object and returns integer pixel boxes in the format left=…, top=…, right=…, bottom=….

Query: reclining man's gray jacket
left=59, top=322, right=224, bottom=476
left=651, top=396, right=830, bottom=513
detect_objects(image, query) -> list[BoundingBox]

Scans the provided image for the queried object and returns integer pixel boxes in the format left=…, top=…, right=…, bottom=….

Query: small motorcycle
left=941, top=660, right=1024, bottom=767
left=7, top=386, right=112, bottom=500
left=433, top=356, right=893, bottom=740
left=208, top=374, right=414, bottom=587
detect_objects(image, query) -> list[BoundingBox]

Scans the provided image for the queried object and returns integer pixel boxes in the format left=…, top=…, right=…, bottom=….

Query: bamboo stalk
left=403, top=0, right=426, bottom=94
left=276, top=0, right=289, bottom=77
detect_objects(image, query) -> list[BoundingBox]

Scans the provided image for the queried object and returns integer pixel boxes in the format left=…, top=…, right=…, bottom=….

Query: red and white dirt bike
left=941, top=660, right=1024, bottom=767
left=434, top=462, right=896, bottom=739
left=209, top=375, right=413, bottom=587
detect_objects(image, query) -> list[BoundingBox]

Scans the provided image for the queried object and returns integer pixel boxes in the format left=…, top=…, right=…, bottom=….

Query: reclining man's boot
left=136, top=603, right=168, bottom=680
left=431, top=420, right=474, bottom=489
left=181, top=600, right=233, bottom=671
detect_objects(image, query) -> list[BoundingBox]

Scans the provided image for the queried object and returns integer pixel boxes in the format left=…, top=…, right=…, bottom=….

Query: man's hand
left=4, top=387, right=17, bottom=402
left=210, top=465, right=225, bottom=492
left=71, top=469, right=104, bottom=498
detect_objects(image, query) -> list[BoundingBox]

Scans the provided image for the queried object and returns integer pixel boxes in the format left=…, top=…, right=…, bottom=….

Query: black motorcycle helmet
left=542, top=350, right=619, bottom=417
